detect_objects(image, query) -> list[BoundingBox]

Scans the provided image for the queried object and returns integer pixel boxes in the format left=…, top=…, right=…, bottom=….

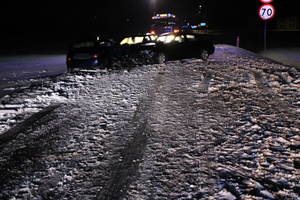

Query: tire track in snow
left=198, top=71, right=213, bottom=93
left=0, top=104, right=61, bottom=145
left=252, top=69, right=298, bottom=122
left=246, top=68, right=300, bottom=198
left=97, top=70, right=164, bottom=199
left=125, top=63, right=226, bottom=199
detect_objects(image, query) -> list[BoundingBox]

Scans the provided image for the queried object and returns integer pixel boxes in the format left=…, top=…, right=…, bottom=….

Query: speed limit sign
left=259, top=4, right=275, bottom=21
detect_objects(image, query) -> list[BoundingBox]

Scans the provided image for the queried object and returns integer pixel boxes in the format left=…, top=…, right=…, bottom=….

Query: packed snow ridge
left=0, top=45, right=299, bottom=199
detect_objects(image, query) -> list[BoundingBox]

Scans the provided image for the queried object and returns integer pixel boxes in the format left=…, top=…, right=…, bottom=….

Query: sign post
left=258, top=1, right=275, bottom=57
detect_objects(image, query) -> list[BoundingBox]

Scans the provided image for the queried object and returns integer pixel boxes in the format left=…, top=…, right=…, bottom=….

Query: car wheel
left=200, top=49, right=209, bottom=61
left=155, top=52, right=167, bottom=64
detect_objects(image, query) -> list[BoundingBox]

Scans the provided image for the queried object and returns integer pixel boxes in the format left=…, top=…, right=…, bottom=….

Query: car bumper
left=66, top=59, right=106, bottom=69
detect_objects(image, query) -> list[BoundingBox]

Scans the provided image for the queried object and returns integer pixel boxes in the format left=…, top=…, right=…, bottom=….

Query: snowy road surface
left=0, top=54, right=66, bottom=95
left=0, top=54, right=66, bottom=81
left=0, top=45, right=299, bottom=199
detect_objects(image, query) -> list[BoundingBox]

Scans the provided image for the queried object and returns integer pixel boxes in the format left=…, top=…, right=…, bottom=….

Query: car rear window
left=99, top=40, right=113, bottom=47
left=72, top=42, right=95, bottom=48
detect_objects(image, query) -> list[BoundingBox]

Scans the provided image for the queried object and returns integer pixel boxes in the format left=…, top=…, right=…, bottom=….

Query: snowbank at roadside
left=260, top=48, right=300, bottom=70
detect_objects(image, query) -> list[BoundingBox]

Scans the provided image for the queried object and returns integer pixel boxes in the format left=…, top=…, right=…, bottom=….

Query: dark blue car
left=66, top=36, right=122, bottom=72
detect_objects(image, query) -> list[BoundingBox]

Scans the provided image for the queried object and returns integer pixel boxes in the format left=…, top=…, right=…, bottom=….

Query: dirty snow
left=0, top=45, right=299, bottom=199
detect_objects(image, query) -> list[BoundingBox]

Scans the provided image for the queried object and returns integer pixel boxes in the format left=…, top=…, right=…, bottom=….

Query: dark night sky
left=0, top=0, right=299, bottom=43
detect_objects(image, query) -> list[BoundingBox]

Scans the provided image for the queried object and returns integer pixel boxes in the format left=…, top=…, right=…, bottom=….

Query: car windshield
left=120, top=36, right=145, bottom=45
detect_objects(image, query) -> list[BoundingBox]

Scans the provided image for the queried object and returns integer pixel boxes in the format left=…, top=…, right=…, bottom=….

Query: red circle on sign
left=260, top=0, right=273, bottom=3
left=258, top=4, right=275, bottom=21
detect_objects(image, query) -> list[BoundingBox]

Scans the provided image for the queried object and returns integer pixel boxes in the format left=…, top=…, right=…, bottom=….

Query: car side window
left=143, top=36, right=151, bottom=43
left=133, top=37, right=144, bottom=44
left=165, top=35, right=175, bottom=43
left=174, top=35, right=184, bottom=43
left=150, top=35, right=157, bottom=41
left=186, top=35, right=198, bottom=42
left=157, top=36, right=166, bottom=43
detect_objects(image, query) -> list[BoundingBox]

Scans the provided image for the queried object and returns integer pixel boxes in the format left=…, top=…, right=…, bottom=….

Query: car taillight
left=67, top=57, right=72, bottom=61
left=174, top=29, right=180, bottom=33
left=92, top=54, right=98, bottom=59
left=150, top=30, right=156, bottom=35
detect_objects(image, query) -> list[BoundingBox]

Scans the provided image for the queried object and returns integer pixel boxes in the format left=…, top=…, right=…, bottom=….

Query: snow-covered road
left=0, top=54, right=66, bottom=97
left=0, top=54, right=66, bottom=82
left=0, top=45, right=299, bottom=199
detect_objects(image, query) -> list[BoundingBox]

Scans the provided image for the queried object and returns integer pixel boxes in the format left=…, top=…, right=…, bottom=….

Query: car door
left=185, top=34, right=201, bottom=58
left=163, top=34, right=187, bottom=60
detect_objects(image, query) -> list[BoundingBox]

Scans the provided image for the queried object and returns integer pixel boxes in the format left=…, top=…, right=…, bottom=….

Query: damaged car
left=66, top=36, right=124, bottom=72
left=120, top=34, right=157, bottom=65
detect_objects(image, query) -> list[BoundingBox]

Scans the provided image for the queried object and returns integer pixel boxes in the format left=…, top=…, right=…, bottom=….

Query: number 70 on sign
left=259, top=4, right=275, bottom=21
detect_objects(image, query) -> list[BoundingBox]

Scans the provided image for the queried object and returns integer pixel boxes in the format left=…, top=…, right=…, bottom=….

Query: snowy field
left=0, top=45, right=299, bottom=199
